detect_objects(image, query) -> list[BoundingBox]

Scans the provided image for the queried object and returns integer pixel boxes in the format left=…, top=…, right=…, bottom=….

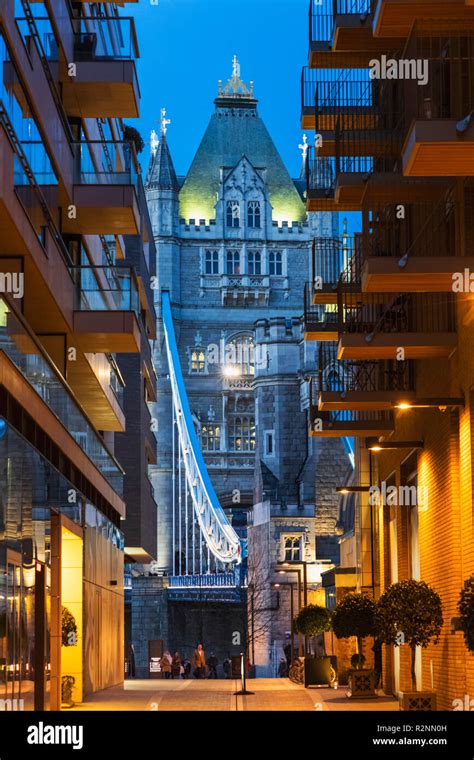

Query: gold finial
left=218, top=56, right=254, bottom=99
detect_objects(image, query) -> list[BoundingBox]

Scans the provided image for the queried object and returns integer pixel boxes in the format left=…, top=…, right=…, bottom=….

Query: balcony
left=316, top=342, right=416, bottom=410
left=401, top=25, right=474, bottom=177
left=337, top=290, right=457, bottom=359
left=301, top=67, right=379, bottom=133
left=361, top=190, right=474, bottom=291
left=63, top=141, right=141, bottom=235
left=311, top=235, right=361, bottom=304
left=72, top=265, right=141, bottom=353
left=0, top=296, right=124, bottom=510
left=304, top=283, right=339, bottom=340
left=61, top=16, right=140, bottom=118
left=218, top=275, right=271, bottom=306
left=310, top=398, right=395, bottom=438
left=309, top=0, right=397, bottom=68
left=373, top=0, right=474, bottom=39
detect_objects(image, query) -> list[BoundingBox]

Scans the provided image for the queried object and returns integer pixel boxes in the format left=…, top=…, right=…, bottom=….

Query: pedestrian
left=171, top=651, right=182, bottom=679
left=207, top=652, right=218, bottom=679
left=183, top=658, right=191, bottom=678
left=161, top=650, right=172, bottom=680
left=278, top=657, right=288, bottom=678
left=192, top=643, right=206, bottom=678
left=223, top=657, right=231, bottom=679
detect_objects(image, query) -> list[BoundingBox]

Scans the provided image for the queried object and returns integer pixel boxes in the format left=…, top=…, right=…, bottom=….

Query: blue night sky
left=128, top=0, right=360, bottom=233
left=128, top=0, right=309, bottom=178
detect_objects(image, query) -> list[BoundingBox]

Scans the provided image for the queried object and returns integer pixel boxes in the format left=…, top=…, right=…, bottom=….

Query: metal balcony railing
left=304, top=282, right=339, bottom=332
left=317, top=343, right=416, bottom=394
left=306, top=149, right=337, bottom=197
left=73, top=16, right=139, bottom=60
left=312, top=236, right=357, bottom=293
left=338, top=291, right=457, bottom=336
left=403, top=23, right=474, bottom=127
left=364, top=189, right=457, bottom=263
left=309, top=382, right=394, bottom=428
left=309, top=0, right=375, bottom=46
left=72, top=140, right=139, bottom=187
left=71, top=265, right=139, bottom=314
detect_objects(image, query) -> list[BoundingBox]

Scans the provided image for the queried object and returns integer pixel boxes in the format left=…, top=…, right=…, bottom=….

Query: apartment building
left=302, top=0, right=474, bottom=708
left=0, top=0, right=156, bottom=710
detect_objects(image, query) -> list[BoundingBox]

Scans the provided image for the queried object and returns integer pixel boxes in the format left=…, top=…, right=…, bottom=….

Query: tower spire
left=216, top=56, right=256, bottom=104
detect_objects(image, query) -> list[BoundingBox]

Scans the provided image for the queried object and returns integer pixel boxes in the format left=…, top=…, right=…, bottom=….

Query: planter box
left=399, top=691, right=437, bottom=711
left=348, top=669, right=376, bottom=698
left=304, top=656, right=337, bottom=688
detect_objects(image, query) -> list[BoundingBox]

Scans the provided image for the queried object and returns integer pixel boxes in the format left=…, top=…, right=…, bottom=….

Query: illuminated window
left=226, top=335, right=255, bottom=376
left=190, top=349, right=206, bottom=374
left=226, top=250, right=241, bottom=275
left=205, top=250, right=219, bottom=275
left=269, top=251, right=283, bottom=276
left=283, top=536, right=302, bottom=562
left=201, top=424, right=221, bottom=452
left=226, top=200, right=240, bottom=228
left=228, top=416, right=256, bottom=452
left=247, top=251, right=261, bottom=275
left=247, top=201, right=261, bottom=228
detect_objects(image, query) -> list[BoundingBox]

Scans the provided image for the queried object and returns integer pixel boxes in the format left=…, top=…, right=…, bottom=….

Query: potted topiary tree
left=375, top=580, right=443, bottom=711
left=293, top=604, right=335, bottom=687
left=61, top=675, right=76, bottom=708
left=458, top=575, right=474, bottom=652
left=332, top=592, right=377, bottom=698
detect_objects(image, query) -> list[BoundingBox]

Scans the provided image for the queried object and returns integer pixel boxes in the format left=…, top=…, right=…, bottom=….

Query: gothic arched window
left=226, top=335, right=255, bottom=376
left=190, top=349, right=206, bottom=374
left=283, top=536, right=302, bottom=562
left=247, top=201, right=261, bottom=228
left=247, top=250, right=261, bottom=275
left=269, top=251, right=283, bottom=276
left=226, top=250, right=241, bottom=275
left=201, top=424, right=221, bottom=452
left=229, top=415, right=256, bottom=452
left=226, top=200, right=240, bottom=228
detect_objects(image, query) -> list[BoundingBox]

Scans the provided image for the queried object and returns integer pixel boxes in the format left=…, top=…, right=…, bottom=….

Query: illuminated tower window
left=190, top=349, right=206, bottom=374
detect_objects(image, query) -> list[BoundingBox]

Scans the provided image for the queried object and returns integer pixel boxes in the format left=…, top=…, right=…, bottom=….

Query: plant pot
left=399, top=691, right=437, bottom=711
left=304, top=656, right=337, bottom=688
left=347, top=669, right=376, bottom=698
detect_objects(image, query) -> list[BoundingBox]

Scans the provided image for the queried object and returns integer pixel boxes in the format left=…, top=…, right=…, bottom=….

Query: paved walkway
left=72, top=679, right=399, bottom=711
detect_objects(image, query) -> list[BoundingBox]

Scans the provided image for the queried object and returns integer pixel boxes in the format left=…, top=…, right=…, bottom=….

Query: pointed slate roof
left=145, top=134, right=179, bottom=192
left=179, top=63, right=307, bottom=224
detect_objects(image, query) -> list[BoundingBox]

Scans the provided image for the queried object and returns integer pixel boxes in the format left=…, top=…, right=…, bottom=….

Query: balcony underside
left=318, top=131, right=397, bottom=158
left=318, top=390, right=417, bottom=411
left=373, top=0, right=473, bottom=38
left=310, top=419, right=395, bottom=437
left=63, top=185, right=140, bottom=235
left=313, top=288, right=339, bottom=306
left=306, top=191, right=360, bottom=212
left=309, top=45, right=380, bottom=69
left=62, top=61, right=140, bottom=118
left=338, top=333, right=457, bottom=360
left=362, top=257, right=474, bottom=292
left=304, top=324, right=339, bottom=341
left=67, top=352, right=126, bottom=432
left=403, top=120, right=474, bottom=177
left=303, top=110, right=376, bottom=132
left=73, top=310, right=141, bottom=353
